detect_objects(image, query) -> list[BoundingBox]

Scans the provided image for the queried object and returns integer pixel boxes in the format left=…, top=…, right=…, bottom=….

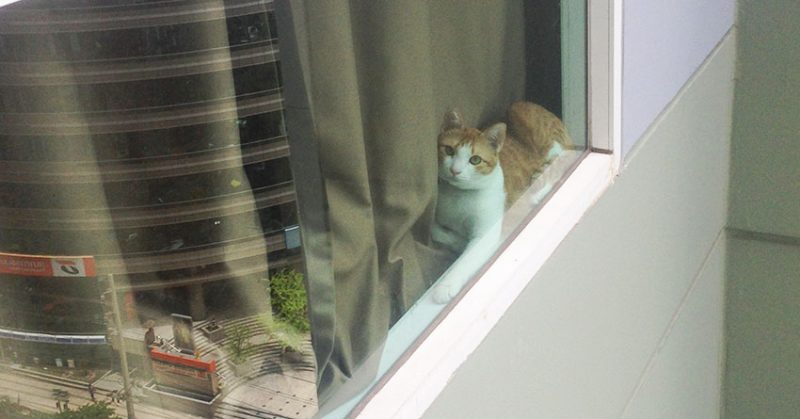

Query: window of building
left=0, top=0, right=619, bottom=418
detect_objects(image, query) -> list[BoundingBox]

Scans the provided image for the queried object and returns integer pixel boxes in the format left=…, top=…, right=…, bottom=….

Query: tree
left=54, top=401, right=122, bottom=419
left=225, top=324, right=252, bottom=364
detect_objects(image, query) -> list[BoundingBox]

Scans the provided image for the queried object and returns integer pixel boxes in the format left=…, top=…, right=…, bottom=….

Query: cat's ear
left=441, top=110, right=464, bottom=132
left=483, top=123, right=506, bottom=151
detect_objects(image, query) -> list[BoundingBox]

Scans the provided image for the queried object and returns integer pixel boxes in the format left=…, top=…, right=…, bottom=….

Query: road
left=0, top=370, right=205, bottom=418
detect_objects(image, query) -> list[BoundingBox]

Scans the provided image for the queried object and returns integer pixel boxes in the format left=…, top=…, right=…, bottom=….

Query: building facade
left=0, top=0, right=298, bottom=367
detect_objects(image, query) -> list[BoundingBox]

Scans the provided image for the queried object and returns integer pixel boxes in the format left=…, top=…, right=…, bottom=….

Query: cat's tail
left=506, top=101, right=573, bottom=156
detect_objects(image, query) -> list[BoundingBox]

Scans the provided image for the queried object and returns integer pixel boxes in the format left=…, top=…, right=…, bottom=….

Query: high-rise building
left=0, top=0, right=300, bottom=368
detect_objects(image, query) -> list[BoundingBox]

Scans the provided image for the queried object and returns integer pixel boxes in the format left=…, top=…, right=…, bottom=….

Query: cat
left=431, top=101, right=571, bottom=303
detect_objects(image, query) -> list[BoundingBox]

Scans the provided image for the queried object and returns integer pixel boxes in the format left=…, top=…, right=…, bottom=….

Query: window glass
left=0, top=160, right=292, bottom=208
left=2, top=64, right=279, bottom=113
left=0, top=276, right=106, bottom=334
left=0, top=1, right=587, bottom=418
left=0, top=13, right=278, bottom=62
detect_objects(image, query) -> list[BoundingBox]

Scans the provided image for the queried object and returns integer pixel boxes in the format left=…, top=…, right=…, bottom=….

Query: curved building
left=0, top=0, right=300, bottom=367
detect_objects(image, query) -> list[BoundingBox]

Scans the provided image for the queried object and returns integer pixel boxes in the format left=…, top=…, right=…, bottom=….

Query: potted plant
left=225, top=325, right=253, bottom=377
left=200, top=318, right=224, bottom=343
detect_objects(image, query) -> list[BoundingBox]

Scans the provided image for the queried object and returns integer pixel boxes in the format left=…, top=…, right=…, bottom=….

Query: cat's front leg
left=431, top=221, right=501, bottom=304
left=431, top=222, right=466, bottom=253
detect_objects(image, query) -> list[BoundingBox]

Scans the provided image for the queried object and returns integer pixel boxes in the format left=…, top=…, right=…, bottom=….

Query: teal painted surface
left=424, top=32, right=734, bottom=419
left=729, top=0, right=800, bottom=237
left=725, top=236, right=800, bottom=418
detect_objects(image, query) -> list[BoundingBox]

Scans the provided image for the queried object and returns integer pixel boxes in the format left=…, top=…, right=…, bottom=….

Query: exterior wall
left=725, top=235, right=800, bottom=418
left=724, top=1, right=800, bottom=417
left=622, top=0, right=735, bottom=155
left=728, top=0, right=800, bottom=238
left=424, top=25, right=735, bottom=419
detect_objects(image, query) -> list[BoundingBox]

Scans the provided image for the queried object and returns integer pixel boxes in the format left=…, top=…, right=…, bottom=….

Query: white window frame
left=0, top=0, right=621, bottom=416
left=324, top=0, right=623, bottom=417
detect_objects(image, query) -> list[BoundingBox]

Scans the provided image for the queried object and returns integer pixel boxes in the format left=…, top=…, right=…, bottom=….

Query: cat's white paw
left=432, top=282, right=459, bottom=304
left=530, top=182, right=553, bottom=206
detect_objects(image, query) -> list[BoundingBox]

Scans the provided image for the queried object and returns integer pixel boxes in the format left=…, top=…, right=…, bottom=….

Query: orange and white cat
left=431, top=102, right=570, bottom=302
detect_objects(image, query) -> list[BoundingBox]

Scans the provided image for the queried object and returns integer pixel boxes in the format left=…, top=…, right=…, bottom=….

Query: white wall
left=423, top=26, right=735, bottom=419
left=622, top=0, right=735, bottom=155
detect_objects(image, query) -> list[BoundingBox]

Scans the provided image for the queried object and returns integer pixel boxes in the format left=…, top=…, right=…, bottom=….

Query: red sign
left=150, top=349, right=219, bottom=396
left=0, top=252, right=96, bottom=277
left=150, top=349, right=216, bottom=373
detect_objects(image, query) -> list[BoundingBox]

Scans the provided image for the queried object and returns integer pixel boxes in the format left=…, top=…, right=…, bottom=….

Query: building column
left=188, top=284, right=206, bottom=321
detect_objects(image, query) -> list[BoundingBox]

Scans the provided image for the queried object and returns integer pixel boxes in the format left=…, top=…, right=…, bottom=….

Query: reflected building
left=0, top=0, right=300, bottom=367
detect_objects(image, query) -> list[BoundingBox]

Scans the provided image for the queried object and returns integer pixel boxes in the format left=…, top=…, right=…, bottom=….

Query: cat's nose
left=450, top=168, right=461, bottom=176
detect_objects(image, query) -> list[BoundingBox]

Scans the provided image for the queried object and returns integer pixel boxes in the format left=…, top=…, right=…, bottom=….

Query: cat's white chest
left=434, top=167, right=505, bottom=251
left=432, top=165, right=505, bottom=302
left=436, top=185, right=485, bottom=232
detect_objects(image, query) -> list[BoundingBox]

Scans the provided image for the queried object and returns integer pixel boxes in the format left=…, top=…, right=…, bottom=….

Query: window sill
left=327, top=152, right=616, bottom=418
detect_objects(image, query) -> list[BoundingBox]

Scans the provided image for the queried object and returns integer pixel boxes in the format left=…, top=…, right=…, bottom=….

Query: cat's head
left=437, top=110, right=506, bottom=189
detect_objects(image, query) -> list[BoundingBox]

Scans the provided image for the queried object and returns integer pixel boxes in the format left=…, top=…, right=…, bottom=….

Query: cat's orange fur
left=500, top=102, right=572, bottom=206
left=439, top=102, right=571, bottom=207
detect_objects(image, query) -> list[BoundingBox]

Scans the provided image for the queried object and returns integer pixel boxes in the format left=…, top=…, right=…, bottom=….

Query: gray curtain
left=276, top=0, right=526, bottom=403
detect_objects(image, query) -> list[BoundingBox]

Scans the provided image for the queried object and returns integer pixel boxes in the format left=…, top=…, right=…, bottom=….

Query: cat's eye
left=443, top=146, right=455, bottom=156
left=469, top=155, right=482, bottom=165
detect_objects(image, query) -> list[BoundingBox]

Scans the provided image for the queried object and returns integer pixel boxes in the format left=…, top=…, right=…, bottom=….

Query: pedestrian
left=110, top=390, right=116, bottom=403
left=88, top=383, right=96, bottom=401
left=63, top=399, right=69, bottom=410
left=56, top=400, right=61, bottom=412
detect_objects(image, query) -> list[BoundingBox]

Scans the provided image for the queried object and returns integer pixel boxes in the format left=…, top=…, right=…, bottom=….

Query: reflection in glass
left=1, top=1, right=315, bottom=418
left=0, top=0, right=586, bottom=417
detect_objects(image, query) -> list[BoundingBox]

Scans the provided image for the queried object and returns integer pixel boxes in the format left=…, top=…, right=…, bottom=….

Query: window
left=0, top=1, right=619, bottom=418
left=349, top=0, right=622, bottom=416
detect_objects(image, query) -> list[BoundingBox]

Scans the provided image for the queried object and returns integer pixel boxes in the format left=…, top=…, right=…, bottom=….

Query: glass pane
left=0, top=1, right=587, bottom=418
left=277, top=1, right=588, bottom=415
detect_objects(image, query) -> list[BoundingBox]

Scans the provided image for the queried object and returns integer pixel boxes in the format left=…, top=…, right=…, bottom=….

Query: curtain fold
left=276, top=0, right=526, bottom=402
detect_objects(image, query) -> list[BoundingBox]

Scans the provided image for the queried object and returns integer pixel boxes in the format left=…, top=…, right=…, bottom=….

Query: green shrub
left=259, top=316, right=305, bottom=353
left=269, top=269, right=310, bottom=332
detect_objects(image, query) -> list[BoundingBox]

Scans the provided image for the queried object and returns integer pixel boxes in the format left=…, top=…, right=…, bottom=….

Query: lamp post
left=107, top=274, right=136, bottom=419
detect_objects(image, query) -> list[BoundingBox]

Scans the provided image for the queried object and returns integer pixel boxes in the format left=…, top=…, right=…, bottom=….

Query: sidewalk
left=222, top=368, right=318, bottom=418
